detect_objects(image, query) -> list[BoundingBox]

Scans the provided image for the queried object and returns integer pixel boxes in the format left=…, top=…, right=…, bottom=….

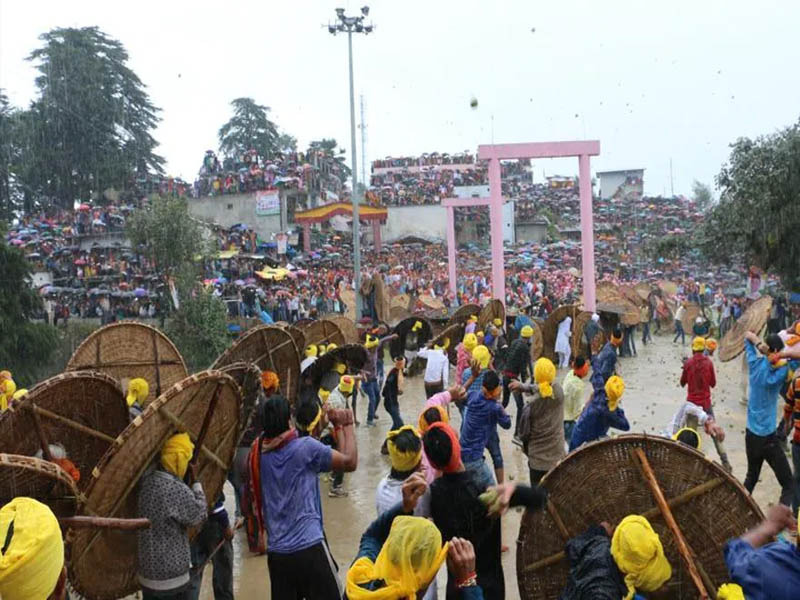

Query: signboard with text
left=255, top=191, right=280, bottom=216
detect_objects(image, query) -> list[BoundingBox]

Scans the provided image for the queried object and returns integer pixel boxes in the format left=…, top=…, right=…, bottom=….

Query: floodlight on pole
left=326, top=6, right=374, bottom=321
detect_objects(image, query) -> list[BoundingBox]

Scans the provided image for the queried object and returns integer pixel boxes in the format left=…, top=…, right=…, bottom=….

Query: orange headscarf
left=261, top=370, right=280, bottom=393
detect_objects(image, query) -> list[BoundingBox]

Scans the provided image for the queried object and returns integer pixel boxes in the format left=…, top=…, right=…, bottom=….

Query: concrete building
left=597, top=169, right=644, bottom=200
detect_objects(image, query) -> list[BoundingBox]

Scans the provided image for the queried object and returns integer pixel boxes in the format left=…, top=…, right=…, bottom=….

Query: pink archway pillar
left=445, top=140, right=601, bottom=312
left=303, top=222, right=312, bottom=254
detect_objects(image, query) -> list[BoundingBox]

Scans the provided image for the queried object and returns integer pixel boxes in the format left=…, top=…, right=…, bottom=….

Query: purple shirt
left=259, top=436, right=332, bottom=553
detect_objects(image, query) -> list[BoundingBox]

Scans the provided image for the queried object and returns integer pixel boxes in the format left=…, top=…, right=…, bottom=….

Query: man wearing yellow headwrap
left=301, top=344, right=318, bottom=373
left=510, top=357, right=566, bottom=484
left=0, top=497, right=66, bottom=600
left=456, top=333, right=478, bottom=386
left=465, top=314, right=478, bottom=335
left=560, top=515, right=671, bottom=599
left=126, top=377, right=149, bottom=419
left=724, top=503, right=800, bottom=600
left=568, top=375, right=630, bottom=451
left=0, top=375, right=16, bottom=412
left=347, top=471, right=483, bottom=599
left=137, top=433, right=208, bottom=598
left=362, top=331, right=398, bottom=427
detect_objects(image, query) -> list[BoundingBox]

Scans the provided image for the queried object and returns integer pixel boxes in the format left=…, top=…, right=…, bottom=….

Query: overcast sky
left=2, top=0, right=799, bottom=196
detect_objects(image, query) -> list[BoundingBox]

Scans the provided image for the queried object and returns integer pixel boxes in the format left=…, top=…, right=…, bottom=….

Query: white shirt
left=300, top=356, right=317, bottom=373
left=668, top=402, right=710, bottom=435
left=375, top=475, right=430, bottom=518
left=675, top=306, right=686, bottom=321
left=418, top=348, right=449, bottom=386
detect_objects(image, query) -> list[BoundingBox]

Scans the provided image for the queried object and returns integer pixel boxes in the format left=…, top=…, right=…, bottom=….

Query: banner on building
left=255, top=191, right=280, bottom=216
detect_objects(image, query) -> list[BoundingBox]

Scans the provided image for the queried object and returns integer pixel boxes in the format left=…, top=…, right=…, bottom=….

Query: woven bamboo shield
left=529, top=321, right=544, bottom=361
left=301, top=318, right=346, bottom=349
left=218, top=362, right=263, bottom=445
left=719, top=296, right=773, bottom=362
left=0, top=372, right=127, bottom=493
left=68, top=371, right=241, bottom=600
left=517, top=435, right=762, bottom=599
left=388, top=305, right=412, bottom=327
left=283, top=324, right=306, bottom=361
left=570, top=311, right=593, bottom=358
left=373, top=272, right=389, bottom=322
left=447, top=303, right=481, bottom=328
left=0, top=454, right=80, bottom=517
left=478, top=299, right=505, bottom=333
left=680, top=302, right=702, bottom=334
left=325, top=315, right=359, bottom=344
left=303, top=344, right=369, bottom=391
left=620, top=298, right=643, bottom=326
left=430, top=323, right=465, bottom=366
left=390, top=317, right=433, bottom=358
left=213, top=325, right=300, bottom=402
left=66, top=321, right=188, bottom=403
left=634, top=282, right=653, bottom=302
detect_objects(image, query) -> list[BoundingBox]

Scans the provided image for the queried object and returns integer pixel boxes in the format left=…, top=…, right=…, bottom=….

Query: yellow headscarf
left=472, top=345, right=491, bottom=370
left=346, top=516, right=449, bottom=600
left=386, top=426, right=422, bottom=472
left=126, top=378, right=149, bottom=408
left=305, top=345, right=318, bottom=358
left=11, top=389, right=27, bottom=402
left=304, top=407, right=323, bottom=433
left=318, top=388, right=331, bottom=404
left=0, top=497, right=65, bottom=600
left=605, top=375, right=625, bottom=411
left=365, top=334, right=380, bottom=349
left=610, top=515, right=672, bottom=600
left=534, top=358, right=556, bottom=398
left=672, top=427, right=702, bottom=450
left=691, top=336, right=706, bottom=352
left=411, top=321, right=423, bottom=332
left=717, top=583, right=745, bottom=599
left=339, top=375, right=355, bottom=394
left=462, top=333, right=478, bottom=352
left=520, top=325, right=534, bottom=339
left=334, top=362, right=347, bottom=375
left=326, top=343, right=338, bottom=353
left=493, top=318, right=502, bottom=327
left=0, top=379, right=16, bottom=412
left=160, top=433, right=194, bottom=479
left=418, top=404, right=449, bottom=434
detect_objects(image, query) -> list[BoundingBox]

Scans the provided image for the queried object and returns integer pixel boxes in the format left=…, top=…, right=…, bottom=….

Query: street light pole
left=347, top=30, right=361, bottom=320
left=328, top=6, right=374, bottom=321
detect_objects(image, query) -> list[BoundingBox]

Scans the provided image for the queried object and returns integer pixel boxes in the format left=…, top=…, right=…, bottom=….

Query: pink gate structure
left=444, top=140, right=601, bottom=312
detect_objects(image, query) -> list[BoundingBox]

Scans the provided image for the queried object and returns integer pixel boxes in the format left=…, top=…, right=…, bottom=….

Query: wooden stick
left=158, top=406, right=227, bottom=470
left=31, top=404, right=117, bottom=444
left=29, top=404, right=53, bottom=461
left=152, top=328, right=163, bottom=397
left=188, top=384, right=223, bottom=483
left=59, top=516, right=150, bottom=530
left=547, top=500, right=571, bottom=540
left=633, top=448, right=710, bottom=599
left=525, top=477, right=724, bottom=573
left=71, top=359, right=182, bottom=369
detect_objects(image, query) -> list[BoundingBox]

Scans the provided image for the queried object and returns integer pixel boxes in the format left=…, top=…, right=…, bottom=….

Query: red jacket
left=680, top=353, right=716, bottom=411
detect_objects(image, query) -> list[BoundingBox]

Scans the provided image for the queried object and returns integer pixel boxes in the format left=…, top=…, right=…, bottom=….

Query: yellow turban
left=318, top=388, right=331, bottom=404
left=346, top=516, right=449, bottom=600
left=418, top=404, right=448, bottom=434
left=717, top=583, right=745, bottom=599
left=493, top=318, right=502, bottom=327
left=605, top=375, right=625, bottom=411
left=161, top=433, right=194, bottom=479
left=691, top=336, right=706, bottom=352
left=462, top=333, right=478, bottom=352
left=434, top=337, right=449, bottom=351
left=326, top=343, right=338, bottom=353
left=0, top=497, right=65, bottom=600
left=339, top=375, right=355, bottom=394
left=534, top=358, right=556, bottom=398
left=126, top=378, right=149, bottom=407
left=672, top=427, right=701, bottom=450
left=468, top=315, right=478, bottom=323
left=472, top=345, right=491, bottom=370
left=365, top=334, right=380, bottom=350
left=411, top=321, right=423, bottom=332
left=334, top=362, right=347, bottom=375
left=0, top=378, right=16, bottom=412
left=386, top=426, right=422, bottom=472
left=520, top=325, right=534, bottom=339
left=318, top=344, right=327, bottom=355
left=610, top=515, right=672, bottom=600
left=305, top=345, right=318, bottom=358
left=11, top=389, right=27, bottom=402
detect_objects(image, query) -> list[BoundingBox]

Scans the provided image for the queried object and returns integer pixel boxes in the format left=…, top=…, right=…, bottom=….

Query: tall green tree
left=307, top=138, right=351, bottom=183
left=691, top=180, right=713, bottom=211
left=702, top=120, right=800, bottom=288
left=218, top=98, right=279, bottom=162
left=0, top=91, right=15, bottom=218
left=20, top=27, right=163, bottom=209
left=126, top=195, right=209, bottom=276
left=0, top=228, right=57, bottom=385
